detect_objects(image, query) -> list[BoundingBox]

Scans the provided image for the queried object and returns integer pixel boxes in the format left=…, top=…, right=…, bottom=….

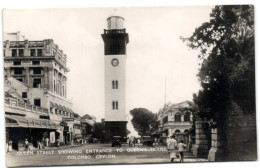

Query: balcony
left=104, top=29, right=126, bottom=34
left=5, top=97, right=48, bottom=115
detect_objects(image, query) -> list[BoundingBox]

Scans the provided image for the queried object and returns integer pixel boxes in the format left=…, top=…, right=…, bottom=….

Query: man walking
left=177, top=140, right=187, bottom=162
left=167, top=135, right=177, bottom=163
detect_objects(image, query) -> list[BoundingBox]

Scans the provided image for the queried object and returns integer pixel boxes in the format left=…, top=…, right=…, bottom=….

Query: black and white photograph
left=1, top=1, right=258, bottom=168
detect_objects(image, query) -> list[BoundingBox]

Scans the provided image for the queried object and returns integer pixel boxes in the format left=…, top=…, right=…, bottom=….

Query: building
left=3, top=32, right=83, bottom=150
left=157, top=101, right=194, bottom=138
left=101, top=16, right=129, bottom=142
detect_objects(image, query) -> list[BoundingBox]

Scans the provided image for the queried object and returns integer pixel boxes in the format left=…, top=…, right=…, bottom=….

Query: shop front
left=6, top=115, right=61, bottom=151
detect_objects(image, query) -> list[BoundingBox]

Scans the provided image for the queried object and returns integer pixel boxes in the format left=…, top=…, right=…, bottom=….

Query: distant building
left=157, top=101, right=194, bottom=137
left=3, top=32, right=84, bottom=150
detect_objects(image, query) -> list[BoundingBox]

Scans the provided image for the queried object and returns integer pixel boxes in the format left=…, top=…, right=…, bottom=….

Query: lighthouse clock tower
left=102, top=16, right=129, bottom=142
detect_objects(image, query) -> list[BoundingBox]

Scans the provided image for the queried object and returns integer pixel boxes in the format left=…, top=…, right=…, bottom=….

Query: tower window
left=12, top=49, right=17, bottom=57
left=33, top=78, right=41, bottom=88
left=112, top=80, right=118, bottom=89
left=112, top=101, right=118, bottom=110
left=34, top=98, right=41, bottom=107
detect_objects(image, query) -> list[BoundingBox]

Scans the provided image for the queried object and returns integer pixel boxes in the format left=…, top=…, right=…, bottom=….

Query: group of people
left=128, top=138, right=142, bottom=147
left=167, top=135, right=187, bottom=163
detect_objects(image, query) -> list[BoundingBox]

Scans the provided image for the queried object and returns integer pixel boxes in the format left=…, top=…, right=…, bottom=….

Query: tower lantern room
left=102, top=16, right=129, bottom=55
left=107, top=16, right=124, bottom=30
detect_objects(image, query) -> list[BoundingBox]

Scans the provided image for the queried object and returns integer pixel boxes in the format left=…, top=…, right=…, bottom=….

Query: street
left=6, top=143, right=208, bottom=167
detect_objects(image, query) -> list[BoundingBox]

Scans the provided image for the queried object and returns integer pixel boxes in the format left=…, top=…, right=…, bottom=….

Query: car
left=142, top=136, right=153, bottom=146
left=112, top=136, right=122, bottom=147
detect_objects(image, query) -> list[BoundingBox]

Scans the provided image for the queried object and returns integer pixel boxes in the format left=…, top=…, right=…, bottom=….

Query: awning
left=74, top=134, right=82, bottom=138
left=5, top=115, right=61, bottom=130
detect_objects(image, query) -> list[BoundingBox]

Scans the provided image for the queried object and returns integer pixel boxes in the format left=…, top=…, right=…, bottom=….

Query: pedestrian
left=167, top=135, right=177, bottom=163
left=24, top=139, right=29, bottom=151
left=45, top=138, right=49, bottom=147
left=133, top=138, right=136, bottom=147
left=8, top=139, right=13, bottom=153
left=137, top=138, right=141, bottom=147
left=177, top=140, right=187, bottom=162
left=37, top=140, right=42, bottom=149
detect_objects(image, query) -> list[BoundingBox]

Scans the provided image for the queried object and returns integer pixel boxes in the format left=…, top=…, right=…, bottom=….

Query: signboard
left=50, top=132, right=55, bottom=143
left=62, top=117, right=74, bottom=122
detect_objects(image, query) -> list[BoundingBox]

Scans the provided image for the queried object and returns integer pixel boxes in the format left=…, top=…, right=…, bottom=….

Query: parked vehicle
left=142, top=136, right=153, bottom=146
left=112, top=136, right=122, bottom=147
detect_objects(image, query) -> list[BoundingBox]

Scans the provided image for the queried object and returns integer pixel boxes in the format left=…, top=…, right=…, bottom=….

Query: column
left=6, top=67, right=11, bottom=79
left=191, top=118, right=209, bottom=157
left=48, top=67, right=54, bottom=91
left=24, top=67, right=30, bottom=86
left=43, top=67, right=48, bottom=88
left=208, top=128, right=225, bottom=161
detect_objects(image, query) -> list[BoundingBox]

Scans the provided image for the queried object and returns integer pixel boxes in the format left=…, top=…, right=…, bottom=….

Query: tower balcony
left=104, top=29, right=126, bottom=34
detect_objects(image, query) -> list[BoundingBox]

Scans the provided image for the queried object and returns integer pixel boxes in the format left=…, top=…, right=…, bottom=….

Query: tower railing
left=104, top=29, right=126, bottom=34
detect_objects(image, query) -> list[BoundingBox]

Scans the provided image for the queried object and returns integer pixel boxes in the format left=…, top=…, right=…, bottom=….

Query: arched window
left=175, top=129, right=180, bottom=133
left=184, top=113, right=190, bottom=121
left=175, top=113, right=181, bottom=122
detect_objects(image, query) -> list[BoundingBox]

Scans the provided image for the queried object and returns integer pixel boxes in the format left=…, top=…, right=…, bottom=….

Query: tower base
left=105, top=121, right=127, bottom=143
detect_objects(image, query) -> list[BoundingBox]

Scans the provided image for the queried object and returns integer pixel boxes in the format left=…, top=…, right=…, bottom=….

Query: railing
left=104, top=29, right=126, bottom=34
left=163, top=121, right=192, bottom=126
left=5, top=97, right=48, bottom=114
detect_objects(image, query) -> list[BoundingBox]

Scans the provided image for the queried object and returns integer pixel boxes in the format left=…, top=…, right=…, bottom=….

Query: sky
left=3, top=6, right=213, bottom=136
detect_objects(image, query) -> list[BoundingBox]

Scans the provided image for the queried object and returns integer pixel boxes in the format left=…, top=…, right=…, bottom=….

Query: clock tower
left=102, top=16, right=129, bottom=142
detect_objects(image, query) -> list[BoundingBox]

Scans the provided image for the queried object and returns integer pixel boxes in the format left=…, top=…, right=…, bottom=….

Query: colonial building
left=157, top=101, right=194, bottom=137
left=102, top=16, right=129, bottom=142
left=4, top=32, right=83, bottom=150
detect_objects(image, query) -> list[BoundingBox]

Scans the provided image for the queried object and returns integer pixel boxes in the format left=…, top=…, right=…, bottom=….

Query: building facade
left=3, top=32, right=90, bottom=150
left=157, top=101, right=194, bottom=137
left=102, top=16, right=129, bottom=142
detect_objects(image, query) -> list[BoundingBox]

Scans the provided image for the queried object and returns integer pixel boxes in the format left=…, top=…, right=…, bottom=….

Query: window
left=54, top=80, right=56, bottom=91
left=13, top=61, right=21, bottom=65
left=115, top=81, right=118, bottom=89
left=12, top=49, right=17, bottom=57
left=33, top=68, right=41, bottom=74
left=37, top=49, right=43, bottom=56
left=30, top=49, right=36, bottom=56
left=112, top=80, right=118, bottom=89
left=15, top=78, right=23, bottom=83
left=184, top=113, right=190, bottom=122
left=34, top=98, right=41, bottom=107
left=33, top=78, right=41, bottom=88
left=175, top=114, right=181, bottom=122
left=14, top=68, right=23, bottom=75
left=163, top=116, right=168, bottom=123
left=18, top=49, right=24, bottom=56
left=22, top=92, right=27, bottom=98
left=112, top=101, right=118, bottom=110
left=32, top=61, right=40, bottom=65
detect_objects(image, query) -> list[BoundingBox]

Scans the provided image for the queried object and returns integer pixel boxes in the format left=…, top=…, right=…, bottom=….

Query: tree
left=182, top=5, right=255, bottom=129
left=130, top=108, right=157, bottom=136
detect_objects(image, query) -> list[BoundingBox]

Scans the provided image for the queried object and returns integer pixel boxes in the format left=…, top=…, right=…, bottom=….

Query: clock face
left=111, top=58, right=119, bottom=67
